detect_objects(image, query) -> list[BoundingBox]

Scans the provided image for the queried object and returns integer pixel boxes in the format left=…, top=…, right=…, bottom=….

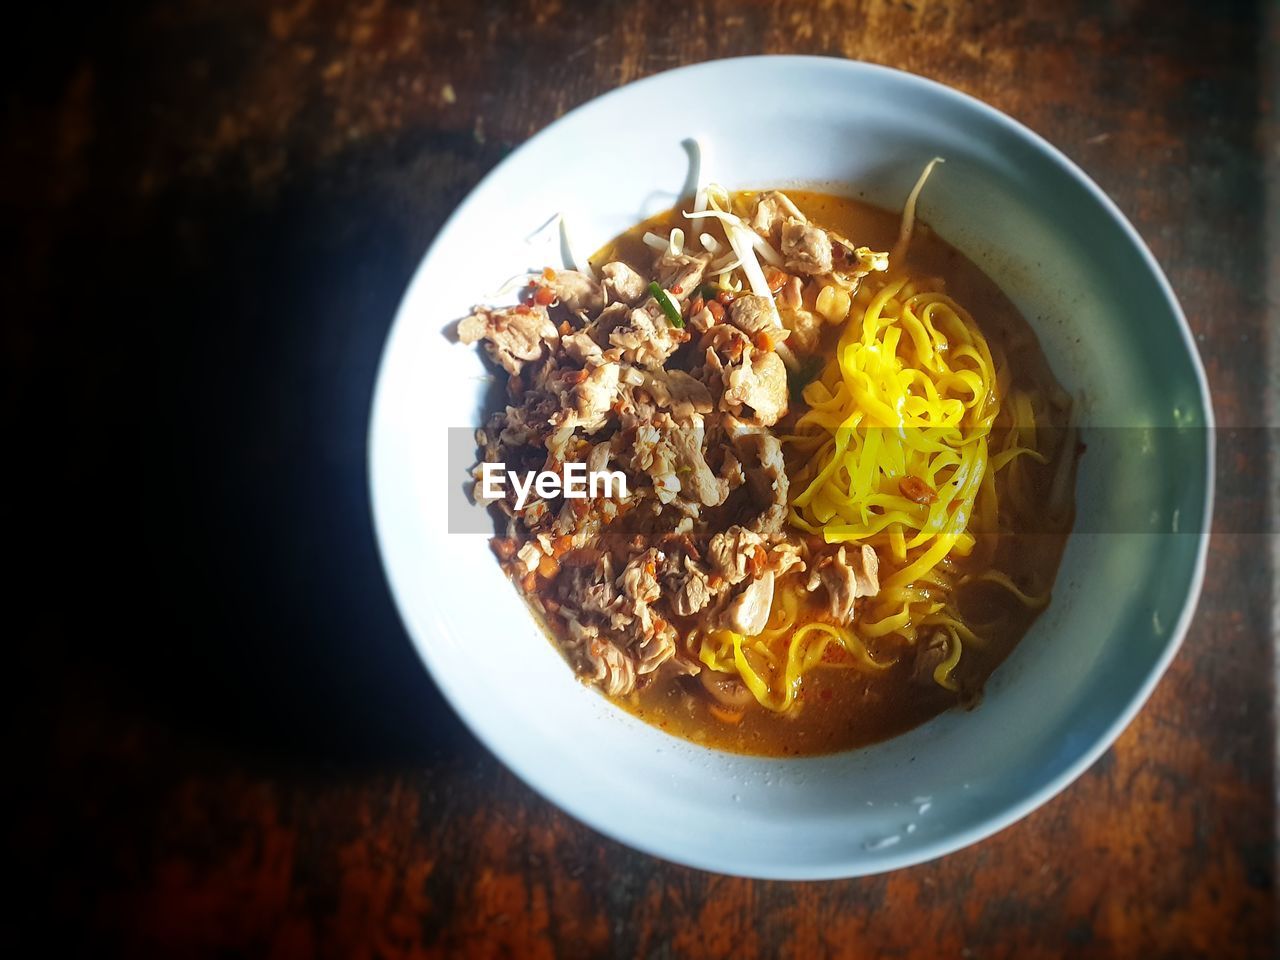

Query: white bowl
left=369, top=57, right=1212, bottom=879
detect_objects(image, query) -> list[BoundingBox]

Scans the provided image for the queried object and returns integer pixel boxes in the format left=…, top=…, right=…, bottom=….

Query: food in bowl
left=374, top=56, right=1211, bottom=878
left=457, top=159, right=1079, bottom=756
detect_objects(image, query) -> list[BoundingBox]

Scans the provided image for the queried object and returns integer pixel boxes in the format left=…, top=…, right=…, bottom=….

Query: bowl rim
left=368, top=54, right=1215, bottom=879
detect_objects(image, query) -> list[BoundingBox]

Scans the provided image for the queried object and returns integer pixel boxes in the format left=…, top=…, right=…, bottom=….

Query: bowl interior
left=369, top=57, right=1211, bottom=879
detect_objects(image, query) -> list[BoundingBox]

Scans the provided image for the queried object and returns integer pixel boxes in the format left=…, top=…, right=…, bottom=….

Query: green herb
left=696, top=283, right=720, bottom=300
left=648, top=281, right=684, bottom=328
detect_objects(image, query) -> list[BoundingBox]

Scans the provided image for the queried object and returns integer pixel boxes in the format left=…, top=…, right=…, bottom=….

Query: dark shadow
left=28, top=126, right=514, bottom=767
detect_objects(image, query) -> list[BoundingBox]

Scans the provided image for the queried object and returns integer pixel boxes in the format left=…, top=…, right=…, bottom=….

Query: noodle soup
left=603, top=191, right=1075, bottom=755
left=459, top=178, right=1077, bottom=757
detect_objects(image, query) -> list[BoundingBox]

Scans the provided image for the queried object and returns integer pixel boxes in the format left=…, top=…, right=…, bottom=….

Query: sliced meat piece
left=561, top=329, right=603, bottom=364
left=723, top=570, right=775, bottom=636
left=568, top=360, right=620, bottom=434
left=724, top=415, right=790, bottom=534
left=550, top=497, right=592, bottom=540
left=672, top=555, right=715, bottom=616
left=653, top=250, right=712, bottom=297
left=601, top=261, right=647, bottom=304
left=630, top=418, right=680, bottom=504
left=630, top=413, right=727, bottom=508
left=665, top=413, right=730, bottom=507
left=699, top=323, right=751, bottom=363
left=706, top=525, right=766, bottom=586
left=619, top=548, right=663, bottom=606
left=696, top=344, right=726, bottom=401
left=616, top=548, right=681, bottom=646
left=609, top=302, right=683, bottom=367
left=515, top=541, right=543, bottom=573
left=722, top=348, right=789, bottom=426
left=587, top=440, right=612, bottom=475
left=590, top=302, right=630, bottom=343
left=727, top=294, right=788, bottom=341
left=527, top=356, right=567, bottom=394
left=557, top=553, right=620, bottom=621
left=582, top=629, right=638, bottom=696
left=457, top=305, right=558, bottom=375
left=720, top=450, right=746, bottom=490
left=830, top=237, right=890, bottom=277
left=641, top=368, right=714, bottom=417
left=781, top=304, right=823, bottom=354
left=767, top=541, right=806, bottom=578
left=546, top=270, right=604, bottom=312
left=635, top=620, right=677, bottom=675
left=782, top=218, right=834, bottom=276
left=806, top=544, right=880, bottom=623
left=687, top=304, right=716, bottom=333
left=491, top=404, right=531, bottom=448
left=750, top=190, right=806, bottom=239
left=545, top=359, right=621, bottom=455
left=846, top=543, right=880, bottom=596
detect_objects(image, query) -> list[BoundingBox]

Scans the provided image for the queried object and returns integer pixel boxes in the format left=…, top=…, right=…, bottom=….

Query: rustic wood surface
left=7, top=0, right=1276, bottom=956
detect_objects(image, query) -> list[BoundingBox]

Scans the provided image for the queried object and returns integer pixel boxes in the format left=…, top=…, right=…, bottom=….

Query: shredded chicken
left=750, top=190, right=806, bottom=239
left=584, top=630, right=638, bottom=696
left=724, top=415, right=789, bottom=534
left=781, top=303, right=823, bottom=354
left=458, top=305, right=558, bottom=375
left=610, top=301, right=685, bottom=367
left=566, top=360, right=620, bottom=434
left=601, top=261, right=647, bottom=304
left=666, top=414, right=729, bottom=507
left=725, top=295, right=774, bottom=336
left=722, top=348, right=789, bottom=426
left=781, top=218, right=834, bottom=276
left=723, top=570, right=775, bottom=635
left=807, top=544, right=880, bottom=623
left=654, top=250, right=711, bottom=297
left=707, top=525, right=766, bottom=585
left=686, top=303, right=717, bottom=332
left=461, top=189, right=888, bottom=699
left=635, top=622, right=678, bottom=675
left=642, top=368, right=714, bottom=418
left=672, top=555, right=715, bottom=616
left=620, top=548, right=663, bottom=606
left=546, top=270, right=604, bottom=312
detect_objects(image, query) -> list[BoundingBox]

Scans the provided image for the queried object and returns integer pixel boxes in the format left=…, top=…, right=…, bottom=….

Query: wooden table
left=9, top=1, right=1275, bottom=956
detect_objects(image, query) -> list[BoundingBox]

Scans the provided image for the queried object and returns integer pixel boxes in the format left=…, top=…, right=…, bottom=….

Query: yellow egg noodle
left=699, top=270, right=1057, bottom=711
